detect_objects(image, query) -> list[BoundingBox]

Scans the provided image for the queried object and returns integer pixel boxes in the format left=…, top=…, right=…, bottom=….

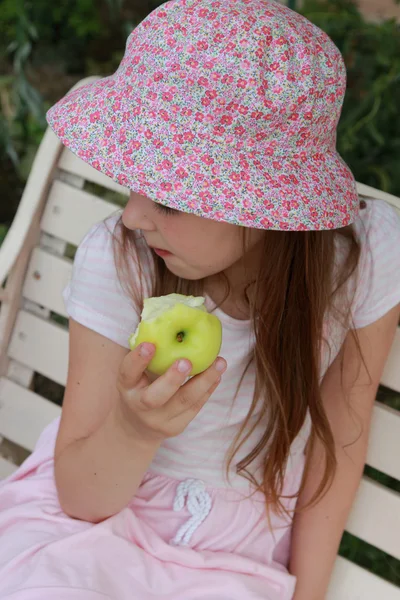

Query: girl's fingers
left=139, top=358, right=193, bottom=409
left=117, top=343, right=156, bottom=391
left=162, top=357, right=227, bottom=417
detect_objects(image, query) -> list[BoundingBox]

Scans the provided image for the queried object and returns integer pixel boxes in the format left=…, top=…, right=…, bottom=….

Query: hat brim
left=46, top=76, right=359, bottom=231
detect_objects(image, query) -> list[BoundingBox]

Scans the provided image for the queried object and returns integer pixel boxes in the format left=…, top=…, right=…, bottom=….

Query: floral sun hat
left=46, top=0, right=360, bottom=231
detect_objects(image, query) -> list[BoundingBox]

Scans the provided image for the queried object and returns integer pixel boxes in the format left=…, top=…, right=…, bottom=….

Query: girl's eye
left=154, top=203, right=179, bottom=217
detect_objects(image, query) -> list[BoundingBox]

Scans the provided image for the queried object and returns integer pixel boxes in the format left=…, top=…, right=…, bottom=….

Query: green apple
left=129, top=293, right=222, bottom=376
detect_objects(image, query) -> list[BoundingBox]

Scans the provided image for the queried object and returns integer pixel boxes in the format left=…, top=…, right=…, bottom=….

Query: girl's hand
left=116, top=342, right=227, bottom=444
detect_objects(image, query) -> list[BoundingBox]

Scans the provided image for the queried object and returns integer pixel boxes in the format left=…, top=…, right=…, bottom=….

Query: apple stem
left=176, top=332, right=184, bottom=343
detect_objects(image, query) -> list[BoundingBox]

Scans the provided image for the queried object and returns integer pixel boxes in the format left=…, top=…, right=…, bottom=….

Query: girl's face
left=122, top=192, right=264, bottom=284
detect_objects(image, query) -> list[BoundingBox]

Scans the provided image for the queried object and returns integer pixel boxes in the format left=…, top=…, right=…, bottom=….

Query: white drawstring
left=170, top=478, right=212, bottom=547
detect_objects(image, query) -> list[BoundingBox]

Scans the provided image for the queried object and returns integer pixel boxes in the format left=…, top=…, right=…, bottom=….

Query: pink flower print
left=224, top=201, right=234, bottom=210
left=117, top=173, right=128, bottom=186
left=220, top=115, right=233, bottom=126
left=159, top=109, right=170, bottom=122
left=138, top=64, right=146, bottom=74
left=287, top=73, right=296, bottom=82
left=198, top=7, right=209, bottom=17
left=153, top=72, right=164, bottom=82
left=225, top=41, right=236, bottom=52
left=202, top=96, right=211, bottom=108
left=263, top=199, right=274, bottom=210
left=213, top=125, right=225, bottom=135
left=195, top=111, right=205, bottom=123
left=176, top=167, right=189, bottom=179
left=264, top=144, right=275, bottom=156
left=198, top=76, right=208, bottom=87
left=119, top=131, right=127, bottom=144
left=214, top=32, right=224, bottom=43
left=237, top=104, right=249, bottom=116
left=144, top=129, right=153, bottom=140
left=90, top=111, right=100, bottom=123
left=160, top=182, right=173, bottom=192
left=160, top=159, right=173, bottom=170
left=162, top=91, right=174, bottom=102
left=91, top=159, right=101, bottom=171
left=201, top=154, right=214, bottom=166
left=234, top=125, right=246, bottom=136
left=230, top=172, right=241, bottom=183
left=269, top=62, right=280, bottom=72
left=237, top=78, right=247, bottom=89
left=112, top=100, right=121, bottom=112
left=186, top=58, right=199, bottom=69
left=199, top=191, right=212, bottom=202
left=153, top=139, right=164, bottom=149
left=201, top=202, right=212, bottom=213
left=261, top=217, right=273, bottom=228
left=214, top=211, right=225, bottom=220
left=129, top=140, right=142, bottom=152
left=197, top=40, right=209, bottom=51
left=301, top=65, right=311, bottom=76
left=108, top=144, right=117, bottom=154
left=251, top=110, right=263, bottom=121
left=221, top=74, right=234, bottom=85
left=174, top=146, right=185, bottom=158
left=123, top=154, right=134, bottom=167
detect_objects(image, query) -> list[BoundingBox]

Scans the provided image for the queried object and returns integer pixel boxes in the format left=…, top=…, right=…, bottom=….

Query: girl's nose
left=122, top=194, right=156, bottom=232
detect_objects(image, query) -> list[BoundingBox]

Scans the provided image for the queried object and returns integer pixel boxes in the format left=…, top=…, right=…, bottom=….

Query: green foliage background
left=0, top=0, right=399, bottom=586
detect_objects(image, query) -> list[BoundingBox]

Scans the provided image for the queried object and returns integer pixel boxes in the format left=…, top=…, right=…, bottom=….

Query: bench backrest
left=0, top=92, right=399, bottom=598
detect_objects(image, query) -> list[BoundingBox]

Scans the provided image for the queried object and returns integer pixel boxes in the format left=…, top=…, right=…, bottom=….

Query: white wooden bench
left=0, top=77, right=399, bottom=599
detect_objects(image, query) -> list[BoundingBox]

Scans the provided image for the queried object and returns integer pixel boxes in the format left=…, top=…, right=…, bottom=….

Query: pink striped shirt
left=63, top=198, right=400, bottom=491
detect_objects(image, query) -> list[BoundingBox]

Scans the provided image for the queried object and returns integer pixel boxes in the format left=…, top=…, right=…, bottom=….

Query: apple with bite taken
left=129, top=293, right=222, bottom=376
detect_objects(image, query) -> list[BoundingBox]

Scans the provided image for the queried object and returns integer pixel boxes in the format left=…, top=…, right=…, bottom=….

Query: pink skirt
left=0, top=419, right=298, bottom=599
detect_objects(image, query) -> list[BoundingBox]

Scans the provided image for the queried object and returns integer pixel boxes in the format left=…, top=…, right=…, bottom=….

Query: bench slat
left=23, top=248, right=71, bottom=318
left=0, top=377, right=61, bottom=452
left=8, top=311, right=69, bottom=386
left=366, top=402, right=400, bottom=480
left=58, top=148, right=129, bottom=196
left=327, top=556, right=400, bottom=600
left=345, top=477, right=400, bottom=559
left=41, top=179, right=119, bottom=247
left=381, top=326, right=400, bottom=393
left=0, top=456, right=18, bottom=480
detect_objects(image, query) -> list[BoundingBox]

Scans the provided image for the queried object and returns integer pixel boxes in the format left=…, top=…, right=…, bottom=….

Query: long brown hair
left=112, top=200, right=367, bottom=514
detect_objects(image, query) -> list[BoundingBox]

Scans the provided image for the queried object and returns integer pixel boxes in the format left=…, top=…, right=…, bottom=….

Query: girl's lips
left=152, top=248, right=172, bottom=258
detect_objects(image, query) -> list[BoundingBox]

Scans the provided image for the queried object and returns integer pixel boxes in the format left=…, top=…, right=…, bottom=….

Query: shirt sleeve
left=63, top=215, right=146, bottom=348
left=352, top=199, right=400, bottom=329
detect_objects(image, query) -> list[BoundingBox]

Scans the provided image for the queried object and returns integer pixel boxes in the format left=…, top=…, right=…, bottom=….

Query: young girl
left=0, top=1, right=399, bottom=599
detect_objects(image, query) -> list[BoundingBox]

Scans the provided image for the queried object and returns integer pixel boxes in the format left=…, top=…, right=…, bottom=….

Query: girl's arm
left=290, top=303, right=400, bottom=600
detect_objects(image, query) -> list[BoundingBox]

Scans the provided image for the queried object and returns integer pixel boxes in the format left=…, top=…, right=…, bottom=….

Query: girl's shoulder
left=63, top=212, right=153, bottom=347
left=350, top=198, right=400, bottom=329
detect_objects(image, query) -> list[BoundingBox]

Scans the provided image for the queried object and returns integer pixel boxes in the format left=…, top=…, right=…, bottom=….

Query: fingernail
left=176, top=359, right=191, bottom=373
left=139, top=343, right=154, bottom=358
left=215, top=358, right=226, bottom=372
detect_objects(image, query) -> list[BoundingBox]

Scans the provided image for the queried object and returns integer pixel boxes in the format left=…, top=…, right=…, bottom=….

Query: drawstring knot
left=170, top=478, right=212, bottom=547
